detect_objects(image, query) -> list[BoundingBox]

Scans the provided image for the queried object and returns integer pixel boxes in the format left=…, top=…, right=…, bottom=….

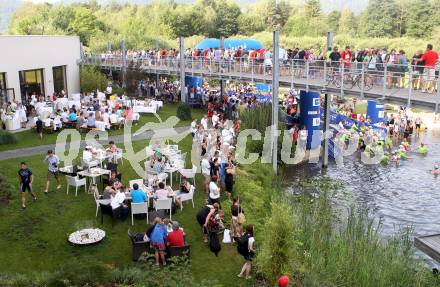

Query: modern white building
left=0, top=35, right=81, bottom=104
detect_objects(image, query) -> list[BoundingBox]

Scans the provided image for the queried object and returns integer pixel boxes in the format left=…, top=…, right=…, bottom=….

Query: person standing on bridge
left=414, top=44, right=439, bottom=94
left=340, top=46, right=352, bottom=71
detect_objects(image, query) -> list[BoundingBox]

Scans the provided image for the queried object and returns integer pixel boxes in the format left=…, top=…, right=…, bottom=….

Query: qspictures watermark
left=55, top=115, right=387, bottom=178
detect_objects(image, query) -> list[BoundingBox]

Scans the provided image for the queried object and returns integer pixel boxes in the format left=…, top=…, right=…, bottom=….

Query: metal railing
left=81, top=55, right=440, bottom=111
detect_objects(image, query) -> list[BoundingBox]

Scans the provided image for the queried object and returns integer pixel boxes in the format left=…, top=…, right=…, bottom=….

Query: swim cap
left=278, top=275, right=289, bottom=287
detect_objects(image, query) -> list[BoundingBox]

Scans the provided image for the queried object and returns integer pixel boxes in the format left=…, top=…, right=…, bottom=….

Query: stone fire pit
left=68, top=228, right=106, bottom=245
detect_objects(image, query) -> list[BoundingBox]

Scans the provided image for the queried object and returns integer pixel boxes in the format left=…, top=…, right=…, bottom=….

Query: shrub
left=0, top=173, right=14, bottom=204
left=112, top=85, right=125, bottom=96
left=289, top=178, right=438, bottom=287
left=255, top=200, right=301, bottom=285
left=176, top=103, right=192, bottom=121
left=0, top=130, right=17, bottom=145
left=80, top=66, right=108, bottom=93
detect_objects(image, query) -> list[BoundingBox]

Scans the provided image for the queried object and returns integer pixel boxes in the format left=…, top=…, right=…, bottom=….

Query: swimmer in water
left=391, top=151, right=400, bottom=167
left=417, top=143, right=428, bottom=155
left=432, top=165, right=440, bottom=175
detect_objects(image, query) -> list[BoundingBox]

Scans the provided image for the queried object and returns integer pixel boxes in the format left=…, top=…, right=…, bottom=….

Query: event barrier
left=366, top=100, right=385, bottom=124
left=300, top=90, right=321, bottom=149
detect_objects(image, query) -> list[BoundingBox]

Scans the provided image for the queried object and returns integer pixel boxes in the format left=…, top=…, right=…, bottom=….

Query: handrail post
left=239, top=57, right=242, bottom=78
left=360, top=62, right=365, bottom=100
left=251, top=59, right=254, bottom=83
left=436, top=72, right=440, bottom=114
left=306, top=61, right=310, bottom=92
left=382, top=65, right=387, bottom=100
left=323, top=60, right=327, bottom=87
left=291, top=59, right=294, bottom=90
left=407, top=68, right=413, bottom=108
left=340, top=64, right=344, bottom=99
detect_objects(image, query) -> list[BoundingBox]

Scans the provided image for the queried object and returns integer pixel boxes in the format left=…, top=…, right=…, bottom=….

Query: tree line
left=6, top=0, right=440, bottom=52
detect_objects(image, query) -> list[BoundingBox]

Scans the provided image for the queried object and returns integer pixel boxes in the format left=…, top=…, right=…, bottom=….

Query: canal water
left=285, top=127, right=440, bottom=263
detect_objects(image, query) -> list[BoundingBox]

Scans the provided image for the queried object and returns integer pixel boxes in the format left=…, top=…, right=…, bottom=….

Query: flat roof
left=0, top=35, right=80, bottom=39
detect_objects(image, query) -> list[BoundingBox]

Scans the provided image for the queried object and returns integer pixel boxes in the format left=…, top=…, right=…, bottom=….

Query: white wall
left=0, top=35, right=81, bottom=102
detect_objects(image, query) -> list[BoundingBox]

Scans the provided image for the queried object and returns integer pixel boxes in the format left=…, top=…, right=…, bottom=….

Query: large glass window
left=19, top=69, right=45, bottom=103
left=0, top=73, right=6, bottom=90
left=0, top=72, right=7, bottom=105
left=53, top=66, right=67, bottom=95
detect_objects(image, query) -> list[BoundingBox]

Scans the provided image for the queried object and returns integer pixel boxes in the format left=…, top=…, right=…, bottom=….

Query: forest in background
left=5, top=0, right=440, bottom=55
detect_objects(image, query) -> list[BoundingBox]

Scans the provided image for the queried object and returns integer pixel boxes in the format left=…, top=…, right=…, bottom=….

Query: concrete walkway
left=0, top=126, right=190, bottom=161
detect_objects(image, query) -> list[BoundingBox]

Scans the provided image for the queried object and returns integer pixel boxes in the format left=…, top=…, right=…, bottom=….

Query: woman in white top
left=208, top=175, right=220, bottom=205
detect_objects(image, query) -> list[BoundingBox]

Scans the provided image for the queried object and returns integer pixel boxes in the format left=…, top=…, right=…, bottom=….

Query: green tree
left=263, top=0, right=291, bottom=30
left=338, top=8, right=356, bottom=36
left=305, top=0, right=321, bottom=18
left=406, top=0, right=433, bottom=38
left=326, top=10, right=341, bottom=33
left=49, top=5, right=75, bottom=33
left=395, top=0, right=410, bottom=37
left=80, top=66, right=108, bottom=93
left=238, top=13, right=265, bottom=35
left=209, top=0, right=241, bottom=38
left=162, top=6, right=205, bottom=38
left=9, top=3, right=51, bottom=35
left=359, top=0, right=399, bottom=37
left=71, top=6, right=105, bottom=45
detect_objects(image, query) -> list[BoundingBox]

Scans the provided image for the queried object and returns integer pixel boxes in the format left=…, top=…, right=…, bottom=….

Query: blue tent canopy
left=195, top=38, right=264, bottom=51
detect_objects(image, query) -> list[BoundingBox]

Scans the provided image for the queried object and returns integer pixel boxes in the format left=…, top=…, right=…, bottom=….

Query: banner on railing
left=322, top=110, right=387, bottom=139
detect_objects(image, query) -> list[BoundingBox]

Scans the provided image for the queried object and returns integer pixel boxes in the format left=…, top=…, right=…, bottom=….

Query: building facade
left=0, top=35, right=81, bottom=104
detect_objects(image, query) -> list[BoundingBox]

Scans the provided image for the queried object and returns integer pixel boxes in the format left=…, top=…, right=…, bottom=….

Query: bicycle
left=341, top=72, right=374, bottom=91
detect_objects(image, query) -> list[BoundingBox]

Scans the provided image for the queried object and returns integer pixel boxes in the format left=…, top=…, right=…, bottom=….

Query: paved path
left=0, top=126, right=190, bottom=161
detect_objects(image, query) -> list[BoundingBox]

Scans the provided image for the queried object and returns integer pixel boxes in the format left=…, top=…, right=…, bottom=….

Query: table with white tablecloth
left=95, top=120, right=110, bottom=131
left=4, top=113, right=21, bottom=131
left=68, top=100, right=81, bottom=109
left=37, top=106, right=54, bottom=117
left=70, top=93, right=81, bottom=102
left=55, top=98, right=69, bottom=109
left=133, top=105, right=156, bottom=114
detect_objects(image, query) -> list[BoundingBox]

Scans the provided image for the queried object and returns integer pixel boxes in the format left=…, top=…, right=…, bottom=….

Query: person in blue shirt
left=150, top=217, right=168, bottom=266
left=87, top=112, right=96, bottom=128
left=68, top=109, right=78, bottom=122
left=130, top=183, right=148, bottom=203
left=154, top=158, right=164, bottom=173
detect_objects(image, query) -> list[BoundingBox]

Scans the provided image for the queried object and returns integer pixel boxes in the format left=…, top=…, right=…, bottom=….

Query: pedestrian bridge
left=81, top=56, right=440, bottom=112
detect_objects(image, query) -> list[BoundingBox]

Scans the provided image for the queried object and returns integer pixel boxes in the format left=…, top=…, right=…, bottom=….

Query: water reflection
left=286, top=129, right=440, bottom=262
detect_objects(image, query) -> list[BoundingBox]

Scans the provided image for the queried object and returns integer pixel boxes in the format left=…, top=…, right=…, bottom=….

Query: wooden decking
left=414, top=234, right=440, bottom=263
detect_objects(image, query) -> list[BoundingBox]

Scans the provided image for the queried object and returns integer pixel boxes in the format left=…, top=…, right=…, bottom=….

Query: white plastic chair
left=94, top=189, right=109, bottom=217
left=114, top=148, right=124, bottom=165
left=154, top=198, right=173, bottom=220
left=177, top=185, right=195, bottom=211
left=80, top=157, right=98, bottom=169
left=66, top=175, right=87, bottom=196
left=131, top=202, right=149, bottom=226
left=179, top=165, right=197, bottom=187
left=129, top=179, right=144, bottom=190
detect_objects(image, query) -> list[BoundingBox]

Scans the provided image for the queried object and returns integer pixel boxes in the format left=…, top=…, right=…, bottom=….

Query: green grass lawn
left=0, top=104, right=204, bottom=152
left=0, top=135, right=253, bottom=286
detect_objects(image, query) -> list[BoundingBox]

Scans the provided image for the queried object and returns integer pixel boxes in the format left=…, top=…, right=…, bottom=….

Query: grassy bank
left=0, top=104, right=203, bottom=152
left=0, top=134, right=274, bottom=286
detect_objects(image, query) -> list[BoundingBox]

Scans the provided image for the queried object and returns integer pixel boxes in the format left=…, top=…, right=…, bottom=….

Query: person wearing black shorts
left=18, top=162, right=37, bottom=209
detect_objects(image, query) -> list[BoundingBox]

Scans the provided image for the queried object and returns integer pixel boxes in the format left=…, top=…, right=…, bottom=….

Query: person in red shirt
left=340, top=46, right=352, bottom=69
left=167, top=221, right=185, bottom=247
left=417, top=44, right=439, bottom=93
